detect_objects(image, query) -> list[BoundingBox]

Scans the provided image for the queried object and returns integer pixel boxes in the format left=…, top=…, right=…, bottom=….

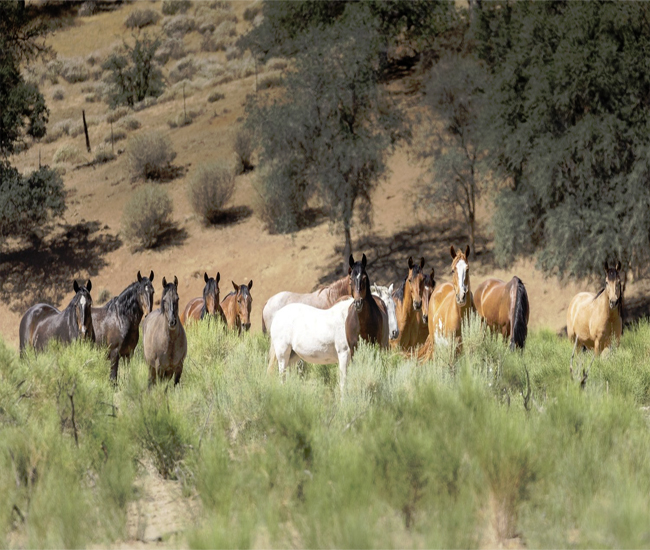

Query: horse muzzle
left=243, top=322, right=251, bottom=331
left=390, top=329, right=399, bottom=340
left=413, top=301, right=422, bottom=311
left=168, top=318, right=178, bottom=329
left=422, top=314, right=428, bottom=324
left=456, top=295, right=467, bottom=306
left=354, top=300, right=363, bottom=311
left=610, top=299, right=619, bottom=310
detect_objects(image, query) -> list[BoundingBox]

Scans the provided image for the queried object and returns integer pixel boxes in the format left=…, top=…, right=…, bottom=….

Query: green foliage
left=474, top=2, right=650, bottom=278
left=102, top=35, right=164, bottom=108
left=125, top=131, right=177, bottom=180
left=121, top=184, right=173, bottom=249
left=187, top=161, right=236, bottom=224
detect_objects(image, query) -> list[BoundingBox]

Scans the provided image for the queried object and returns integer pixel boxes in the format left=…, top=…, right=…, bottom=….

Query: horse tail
left=417, top=335, right=433, bottom=362
left=509, top=277, right=529, bottom=350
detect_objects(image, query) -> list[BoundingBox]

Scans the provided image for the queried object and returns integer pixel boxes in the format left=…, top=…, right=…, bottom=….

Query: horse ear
left=216, top=272, right=220, bottom=284
left=248, top=280, right=253, bottom=290
left=349, top=254, right=355, bottom=268
left=73, top=280, right=80, bottom=293
left=361, top=254, right=367, bottom=269
left=388, top=283, right=394, bottom=293
left=204, top=272, right=209, bottom=283
left=408, top=256, right=414, bottom=269
left=450, top=246, right=456, bottom=259
left=86, top=280, right=92, bottom=292
left=465, top=245, right=470, bottom=258
left=138, top=271, right=142, bottom=282
left=616, top=260, right=622, bottom=272
left=232, top=281, right=239, bottom=292
left=419, top=257, right=425, bottom=269
left=173, top=276, right=178, bottom=288
left=149, top=270, right=154, bottom=281
left=162, top=277, right=167, bottom=288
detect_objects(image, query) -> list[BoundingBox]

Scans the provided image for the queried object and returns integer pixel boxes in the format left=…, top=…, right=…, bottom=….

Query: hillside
left=3, top=0, right=649, bottom=349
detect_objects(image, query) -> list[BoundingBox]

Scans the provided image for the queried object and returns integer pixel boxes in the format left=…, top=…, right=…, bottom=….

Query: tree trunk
left=469, top=213, right=476, bottom=259
left=342, top=225, right=352, bottom=275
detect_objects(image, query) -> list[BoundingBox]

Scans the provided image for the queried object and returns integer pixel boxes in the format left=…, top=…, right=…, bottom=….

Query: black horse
left=92, top=271, right=154, bottom=382
left=19, top=279, right=94, bottom=355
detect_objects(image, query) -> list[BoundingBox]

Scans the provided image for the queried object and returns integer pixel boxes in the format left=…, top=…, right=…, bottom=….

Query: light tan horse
left=419, top=245, right=474, bottom=361
left=567, top=261, right=622, bottom=357
left=390, top=257, right=427, bottom=350
left=474, top=276, right=529, bottom=350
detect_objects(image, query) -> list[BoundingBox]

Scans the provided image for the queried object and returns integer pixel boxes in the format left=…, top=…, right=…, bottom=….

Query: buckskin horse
left=180, top=272, right=225, bottom=326
left=221, top=280, right=253, bottom=334
left=142, top=276, right=187, bottom=385
left=567, top=261, right=622, bottom=357
left=419, top=246, right=474, bottom=361
left=19, top=279, right=94, bottom=355
left=93, top=271, right=155, bottom=382
left=391, top=257, right=427, bottom=350
left=474, top=276, right=529, bottom=350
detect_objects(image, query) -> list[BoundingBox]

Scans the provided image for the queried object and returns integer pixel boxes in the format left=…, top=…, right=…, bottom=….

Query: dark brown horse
left=180, top=272, right=225, bottom=326
left=417, top=269, right=436, bottom=346
left=92, top=271, right=155, bottom=382
left=221, top=280, right=253, bottom=334
left=345, top=254, right=388, bottom=354
left=19, top=279, right=94, bottom=355
left=142, top=276, right=187, bottom=385
left=391, top=257, right=427, bottom=350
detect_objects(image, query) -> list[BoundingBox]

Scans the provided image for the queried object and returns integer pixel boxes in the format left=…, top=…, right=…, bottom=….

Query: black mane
left=105, top=281, right=143, bottom=320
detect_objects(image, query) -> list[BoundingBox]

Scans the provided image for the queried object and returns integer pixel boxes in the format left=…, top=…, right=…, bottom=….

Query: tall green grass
left=2, top=316, right=650, bottom=547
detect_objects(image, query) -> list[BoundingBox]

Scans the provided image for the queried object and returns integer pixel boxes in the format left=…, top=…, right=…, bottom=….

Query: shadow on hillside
left=154, top=224, right=189, bottom=251
left=208, top=206, right=253, bottom=226
left=623, top=296, right=650, bottom=327
left=0, top=221, right=121, bottom=313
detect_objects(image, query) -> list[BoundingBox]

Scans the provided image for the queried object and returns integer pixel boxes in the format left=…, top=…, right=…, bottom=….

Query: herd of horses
left=16, top=246, right=624, bottom=391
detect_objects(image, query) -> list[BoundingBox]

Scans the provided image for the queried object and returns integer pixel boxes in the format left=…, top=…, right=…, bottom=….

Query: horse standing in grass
left=345, top=254, right=388, bottom=354
left=19, top=279, right=94, bottom=355
left=262, top=276, right=351, bottom=334
left=567, top=261, right=622, bottom=357
left=474, top=276, right=529, bottom=350
left=180, top=272, right=225, bottom=326
left=419, top=246, right=474, bottom=361
left=93, top=271, right=155, bottom=382
left=221, top=281, right=253, bottom=334
left=391, top=257, right=427, bottom=350
left=371, top=283, right=399, bottom=341
left=142, top=276, right=187, bottom=385
left=417, top=269, right=436, bottom=346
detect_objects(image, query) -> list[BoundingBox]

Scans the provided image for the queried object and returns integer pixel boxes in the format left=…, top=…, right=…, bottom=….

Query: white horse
left=268, top=298, right=354, bottom=394
left=371, top=283, right=399, bottom=341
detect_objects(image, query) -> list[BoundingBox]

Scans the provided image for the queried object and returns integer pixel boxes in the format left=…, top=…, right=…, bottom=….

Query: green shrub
left=125, top=131, right=176, bottom=180
left=124, top=8, right=161, bottom=29
left=121, top=184, right=173, bottom=248
left=187, top=161, right=235, bottom=223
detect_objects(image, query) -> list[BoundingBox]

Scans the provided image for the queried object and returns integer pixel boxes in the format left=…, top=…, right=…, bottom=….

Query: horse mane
left=592, top=287, right=605, bottom=302
left=315, top=276, right=350, bottom=298
left=393, top=277, right=407, bottom=301
left=105, top=281, right=142, bottom=319
left=222, top=291, right=234, bottom=301
left=510, top=277, right=529, bottom=350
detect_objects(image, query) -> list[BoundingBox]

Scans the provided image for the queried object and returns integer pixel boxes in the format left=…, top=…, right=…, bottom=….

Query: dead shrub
left=186, top=161, right=236, bottom=224
left=121, top=184, right=173, bottom=249
left=125, top=132, right=177, bottom=180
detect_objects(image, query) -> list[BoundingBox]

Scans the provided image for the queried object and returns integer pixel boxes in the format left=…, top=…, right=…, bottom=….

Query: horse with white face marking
left=371, top=283, right=399, bottom=341
left=419, top=245, right=475, bottom=361
left=268, top=298, right=354, bottom=394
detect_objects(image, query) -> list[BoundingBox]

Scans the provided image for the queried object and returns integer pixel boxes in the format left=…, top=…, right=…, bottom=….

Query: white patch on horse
left=80, top=296, right=87, bottom=308
left=456, top=260, right=468, bottom=292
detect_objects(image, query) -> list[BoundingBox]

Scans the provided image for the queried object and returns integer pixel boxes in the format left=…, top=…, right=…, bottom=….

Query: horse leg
left=570, top=334, right=579, bottom=378
left=109, top=349, right=120, bottom=385
left=337, top=349, right=350, bottom=397
left=277, top=345, right=291, bottom=384
left=267, top=342, right=277, bottom=375
left=174, top=365, right=183, bottom=386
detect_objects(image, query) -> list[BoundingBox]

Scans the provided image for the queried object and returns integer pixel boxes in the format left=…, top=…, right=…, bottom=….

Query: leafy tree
left=474, top=1, right=650, bottom=278
left=102, top=35, right=164, bottom=108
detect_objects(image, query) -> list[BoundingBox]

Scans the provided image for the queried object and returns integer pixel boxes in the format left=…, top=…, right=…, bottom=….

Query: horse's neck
left=325, top=277, right=351, bottom=302
left=223, top=294, right=239, bottom=327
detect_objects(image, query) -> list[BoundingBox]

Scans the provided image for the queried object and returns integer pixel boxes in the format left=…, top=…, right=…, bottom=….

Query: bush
left=121, top=184, right=173, bottom=249
left=154, top=37, right=186, bottom=65
left=243, top=2, right=262, bottom=22
left=233, top=127, right=254, bottom=174
left=52, top=87, right=65, bottom=101
left=117, top=116, right=141, bottom=130
left=187, top=161, right=236, bottom=223
left=207, top=91, right=225, bottom=103
left=167, top=110, right=199, bottom=128
left=104, top=129, right=127, bottom=144
left=162, top=0, right=190, bottom=16
left=59, top=57, right=90, bottom=83
left=168, top=59, right=197, bottom=83
left=258, top=73, right=283, bottom=90
left=125, top=132, right=176, bottom=180
left=93, top=146, right=116, bottom=164
left=124, top=8, right=161, bottom=29
left=106, top=106, right=130, bottom=124
left=53, top=144, right=86, bottom=165
left=162, top=14, right=196, bottom=36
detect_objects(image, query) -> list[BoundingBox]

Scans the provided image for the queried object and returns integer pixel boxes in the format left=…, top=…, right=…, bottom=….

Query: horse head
left=161, top=276, right=180, bottom=329
left=349, top=254, right=369, bottom=312
left=604, top=261, right=622, bottom=310
left=422, top=268, right=436, bottom=324
left=372, top=283, right=399, bottom=340
left=73, top=279, right=94, bottom=340
left=203, top=271, right=221, bottom=316
left=450, top=245, right=470, bottom=306
left=407, top=256, right=426, bottom=311
left=232, top=280, right=253, bottom=331
left=137, top=270, right=155, bottom=316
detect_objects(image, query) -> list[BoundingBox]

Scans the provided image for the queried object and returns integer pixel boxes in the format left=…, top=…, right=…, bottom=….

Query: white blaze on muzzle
left=455, top=260, right=468, bottom=303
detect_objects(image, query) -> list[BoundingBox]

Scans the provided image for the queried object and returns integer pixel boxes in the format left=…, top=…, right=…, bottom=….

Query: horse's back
left=20, top=303, right=61, bottom=352
left=475, top=278, right=511, bottom=328
left=181, top=297, right=203, bottom=325
left=567, top=292, right=595, bottom=340
left=429, top=283, right=462, bottom=338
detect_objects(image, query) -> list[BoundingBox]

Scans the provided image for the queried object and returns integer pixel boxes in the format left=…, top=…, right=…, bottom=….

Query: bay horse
left=391, top=257, right=427, bottom=350
left=180, top=272, right=225, bottom=326
left=92, top=270, right=155, bottom=382
left=221, top=280, right=253, bottom=334
left=262, top=276, right=351, bottom=334
left=19, top=279, right=94, bottom=355
left=419, top=245, right=475, bottom=361
left=417, top=269, right=436, bottom=346
left=567, top=261, right=622, bottom=357
left=345, top=254, right=388, bottom=355
left=268, top=298, right=354, bottom=394
left=371, top=283, right=399, bottom=341
left=474, top=276, right=529, bottom=350
left=142, top=276, right=187, bottom=385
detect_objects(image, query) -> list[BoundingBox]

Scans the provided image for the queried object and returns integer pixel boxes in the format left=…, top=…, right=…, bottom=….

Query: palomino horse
left=93, top=270, right=155, bottom=382
left=180, top=272, right=225, bottom=325
left=19, top=279, right=94, bottom=355
left=268, top=298, right=354, bottom=394
left=221, top=280, right=253, bottom=334
left=142, top=276, right=187, bottom=385
left=391, top=257, right=427, bottom=350
left=417, top=269, right=436, bottom=346
left=567, top=261, right=622, bottom=357
left=345, top=254, right=389, bottom=354
left=262, top=276, right=351, bottom=334
left=371, top=283, right=399, bottom=341
left=474, top=276, right=529, bottom=350
left=419, top=245, right=474, bottom=361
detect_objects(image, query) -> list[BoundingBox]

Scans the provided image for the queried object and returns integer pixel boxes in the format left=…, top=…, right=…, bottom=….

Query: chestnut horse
left=474, top=276, right=529, bottom=350
left=142, top=276, right=187, bottom=385
left=391, top=257, right=427, bottom=350
left=417, top=269, right=436, bottom=346
left=345, top=254, right=388, bottom=355
left=567, top=261, right=622, bottom=357
left=93, top=270, right=155, bottom=382
left=221, top=281, right=253, bottom=334
left=19, top=279, right=94, bottom=355
left=262, top=276, right=351, bottom=334
left=419, top=246, right=474, bottom=361
left=180, top=272, right=225, bottom=326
